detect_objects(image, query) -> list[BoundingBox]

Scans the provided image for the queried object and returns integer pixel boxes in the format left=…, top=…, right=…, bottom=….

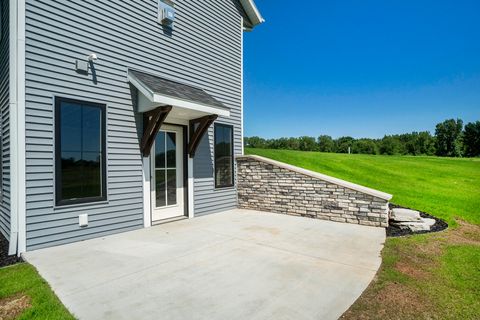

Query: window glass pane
left=167, top=169, right=177, bottom=205
left=61, top=103, right=81, bottom=152
left=82, top=151, right=102, bottom=196
left=82, top=105, right=101, bottom=153
left=155, top=132, right=166, bottom=168
left=60, top=151, right=101, bottom=200
left=215, top=125, right=233, bottom=187
left=166, top=132, right=176, bottom=168
left=155, top=169, right=166, bottom=207
left=60, top=151, right=81, bottom=200
left=58, top=100, right=104, bottom=203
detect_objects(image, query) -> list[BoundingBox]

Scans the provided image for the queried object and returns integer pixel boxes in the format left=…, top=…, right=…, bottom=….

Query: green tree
left=463, top=121, right=480, bottom=157
left=286, top=137, right=300, bottom=150
left=435, top=119, right=463, bottom=157
left=244, top=136, right=267, bottom=148
left=401, top=132, right=435, bottom=155
left=379, top=136, right=404, bottom=155
left=269, top=137, right=287, bottom=149
left=317, top=135, right=335, bottom=152
left=352, top=139, right=378, bottom=155
left=415, top=131, right=436, bottom=155
left=298, top=136, right=317, bottom=151
left=336, top=136, right=355, bottom=153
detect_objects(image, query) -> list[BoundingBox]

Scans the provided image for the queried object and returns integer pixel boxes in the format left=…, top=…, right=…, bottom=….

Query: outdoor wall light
left=158, top=0, right=176, bottom=29
left=88, top=53, right=98, bottom=62
left=75, top=53, right=98, bottom=74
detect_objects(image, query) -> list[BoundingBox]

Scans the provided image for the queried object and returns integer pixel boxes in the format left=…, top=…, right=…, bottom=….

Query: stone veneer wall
left=236, top=156, right=391, bottom=227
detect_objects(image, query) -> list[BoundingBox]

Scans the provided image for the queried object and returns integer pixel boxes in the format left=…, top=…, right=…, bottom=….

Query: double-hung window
left=55, top=97, right=107, bottom=206
left=214, top=123, right=234, bottom=188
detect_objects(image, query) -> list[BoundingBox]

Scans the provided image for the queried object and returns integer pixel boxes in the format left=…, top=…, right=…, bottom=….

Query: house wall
left=0, top=0, right=10, bottom=241
left=24, top=0, right=244, bottom=250
left=237, top=156, right=390, bottom=227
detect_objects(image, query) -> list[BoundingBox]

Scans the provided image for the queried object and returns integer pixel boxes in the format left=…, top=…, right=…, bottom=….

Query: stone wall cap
left=236, top=155, right=393, bottom=201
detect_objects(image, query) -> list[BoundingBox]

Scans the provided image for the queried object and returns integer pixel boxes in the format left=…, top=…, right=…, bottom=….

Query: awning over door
left=128, top=69, right=230, bottom=119
left=128, top=69, right=228, bottom=158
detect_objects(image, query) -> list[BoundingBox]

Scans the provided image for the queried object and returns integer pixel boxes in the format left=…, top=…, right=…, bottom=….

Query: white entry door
left=151, top=124, right=184, bottom=221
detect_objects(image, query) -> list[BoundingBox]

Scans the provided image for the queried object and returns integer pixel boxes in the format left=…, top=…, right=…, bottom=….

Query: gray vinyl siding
left=0, top=0, right=10, bottom=241
left=25, top=0, right=244, bottom=249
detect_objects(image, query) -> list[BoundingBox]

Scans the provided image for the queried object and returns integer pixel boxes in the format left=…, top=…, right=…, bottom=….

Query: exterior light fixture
left=158, top=0, right=175, bottom=29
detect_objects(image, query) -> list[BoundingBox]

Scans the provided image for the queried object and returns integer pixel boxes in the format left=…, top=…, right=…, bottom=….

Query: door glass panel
left=154, top=130, right=178, bottom=208
left=166, top=132, right=176, bottom=168
left=167, top=169, right=177, bottom=205
left=155, top=169, right=166, bottom=207
left=155, top=132, right=166, bottom=168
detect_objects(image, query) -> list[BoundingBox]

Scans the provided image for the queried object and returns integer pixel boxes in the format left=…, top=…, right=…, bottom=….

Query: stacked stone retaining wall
left=236, top=155, right=392, bottom=227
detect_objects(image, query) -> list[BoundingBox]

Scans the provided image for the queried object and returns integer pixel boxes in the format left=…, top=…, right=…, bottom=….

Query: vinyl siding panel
left=25, top=0, right=244, bottom=250
left=0, top=0, right=10, bottom=241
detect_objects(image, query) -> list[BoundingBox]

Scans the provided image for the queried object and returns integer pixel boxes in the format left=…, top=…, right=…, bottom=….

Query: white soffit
left=240, top=0, right=265, bottom=29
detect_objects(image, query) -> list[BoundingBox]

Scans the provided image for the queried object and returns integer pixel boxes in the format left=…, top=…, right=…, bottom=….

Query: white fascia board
left=237, top=155, right=394, bottom=201
left=152, top=94, right=230, bottom=117
left=127, top=72, right=155, bottom=102
left=9, top=0, right=27, bottom=255
left=240, top=0, right=265, bottom=28
left=128, top=72, right=230, bottom=117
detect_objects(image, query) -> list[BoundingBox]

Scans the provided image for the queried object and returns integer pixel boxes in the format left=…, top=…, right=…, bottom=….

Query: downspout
left=8, top=0, right=26, bottom=256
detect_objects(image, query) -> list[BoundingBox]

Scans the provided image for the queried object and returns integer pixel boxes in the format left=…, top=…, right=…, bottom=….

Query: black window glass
left=167, top=169, right=177, bottom=205
left=155, top=132, right=166, bottom=168
left=155, top=169, right=166, bottom=207
left=166, top=132, right=176, bottom=168
left=154, top=131, right=177, bottom=207
left=214, top=124, right=234, bottom=188
left=56, top=98, right=106, bottom=205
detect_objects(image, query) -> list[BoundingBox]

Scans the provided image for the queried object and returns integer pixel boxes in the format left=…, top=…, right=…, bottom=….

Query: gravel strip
left=0, top=236, right=22, bottom=268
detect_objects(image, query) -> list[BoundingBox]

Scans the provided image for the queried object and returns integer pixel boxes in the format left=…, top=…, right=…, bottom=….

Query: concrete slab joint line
left=236, top=155, right=392, bottom=228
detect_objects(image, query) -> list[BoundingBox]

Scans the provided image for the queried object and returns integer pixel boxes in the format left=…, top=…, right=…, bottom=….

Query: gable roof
left=240, top=0, right=264, bottom=30
left=129, top=70, right=227, bottom=111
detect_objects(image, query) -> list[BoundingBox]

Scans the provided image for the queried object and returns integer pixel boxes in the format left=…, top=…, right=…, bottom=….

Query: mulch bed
left=387, top=204, right=448, bottom=237
left=0, top=236, right=22, bottom=268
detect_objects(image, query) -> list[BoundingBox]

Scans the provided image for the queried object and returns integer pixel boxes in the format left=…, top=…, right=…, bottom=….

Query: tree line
left=244, top=119, right=480, bottom=157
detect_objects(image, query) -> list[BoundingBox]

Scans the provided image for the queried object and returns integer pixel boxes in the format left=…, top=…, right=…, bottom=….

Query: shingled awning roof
left=128, top=69, right=230, bottom=118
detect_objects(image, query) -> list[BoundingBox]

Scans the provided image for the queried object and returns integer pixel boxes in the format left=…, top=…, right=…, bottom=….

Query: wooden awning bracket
left=188, top=115, right=218, bottom=158
left=141, top=105, right=172, bottom=157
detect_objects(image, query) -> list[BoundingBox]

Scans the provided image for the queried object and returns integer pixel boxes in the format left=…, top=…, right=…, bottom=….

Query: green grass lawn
left=246, top=148, right=480, bottom=319
left=1, top=149, right=478, bottom=319
left=245, top=148, right=480, bottom=226
left=0, top=263, right=74, bottom=319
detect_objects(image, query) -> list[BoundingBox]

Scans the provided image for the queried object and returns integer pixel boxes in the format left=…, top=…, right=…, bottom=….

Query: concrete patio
left=24, top=209, right=385, bottom=320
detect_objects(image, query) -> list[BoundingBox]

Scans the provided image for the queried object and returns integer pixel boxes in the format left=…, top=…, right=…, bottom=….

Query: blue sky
left=243, top=0, right=480, bottom=139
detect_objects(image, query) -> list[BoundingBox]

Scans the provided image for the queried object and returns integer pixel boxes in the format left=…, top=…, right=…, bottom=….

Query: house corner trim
left=8, top=0, right=26, bottom=255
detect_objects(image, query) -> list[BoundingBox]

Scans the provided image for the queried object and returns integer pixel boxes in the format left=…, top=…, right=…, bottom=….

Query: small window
left=214, top=123, right=234, bottom=188
left=55, top=97, right=107, bottom=206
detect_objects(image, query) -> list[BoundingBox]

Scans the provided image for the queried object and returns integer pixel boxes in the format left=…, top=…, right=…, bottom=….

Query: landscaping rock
left=387, top=204, right=448, bottom=237
left=390, top=208, right=422, bottom=222
left=392, top=218, right=436, bottom=232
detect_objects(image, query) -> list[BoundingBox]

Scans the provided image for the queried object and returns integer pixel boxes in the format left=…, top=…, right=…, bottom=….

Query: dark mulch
left=387, top=204, right=448, bottom=237
left=0, top=236, right=22, bottom=268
